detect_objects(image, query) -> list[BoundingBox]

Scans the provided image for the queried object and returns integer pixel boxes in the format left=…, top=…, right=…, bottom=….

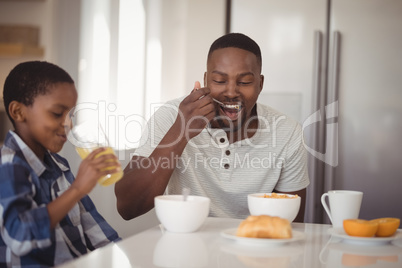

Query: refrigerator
left=230, top=0, right=402, bottom=223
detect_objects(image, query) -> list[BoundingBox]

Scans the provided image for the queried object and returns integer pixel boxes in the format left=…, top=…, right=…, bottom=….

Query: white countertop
left=56, top=217, right=402, bottom=268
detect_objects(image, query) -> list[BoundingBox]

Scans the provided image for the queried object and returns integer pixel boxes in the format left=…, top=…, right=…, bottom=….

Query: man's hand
left=176, top=81, right=215, bottom=140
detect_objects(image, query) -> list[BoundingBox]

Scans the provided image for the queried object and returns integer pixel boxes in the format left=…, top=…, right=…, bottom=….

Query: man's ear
left=8, top=101, right=26, bottom=122
left=259, top=74, right=264, bottom=93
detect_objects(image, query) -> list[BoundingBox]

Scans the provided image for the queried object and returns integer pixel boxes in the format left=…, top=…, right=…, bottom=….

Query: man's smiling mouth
left=212, top=98, right=243, bottom=121
left=220, top=106, right=242, bottom=120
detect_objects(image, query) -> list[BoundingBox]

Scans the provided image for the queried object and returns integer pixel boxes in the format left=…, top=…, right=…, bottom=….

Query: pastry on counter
left=236, top=215, right=292, bottom=239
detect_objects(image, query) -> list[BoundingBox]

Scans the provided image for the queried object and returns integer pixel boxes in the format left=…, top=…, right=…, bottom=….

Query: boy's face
left=20, top=82, right=77, bottom=158
left=204, top=47, right=264, bottom=132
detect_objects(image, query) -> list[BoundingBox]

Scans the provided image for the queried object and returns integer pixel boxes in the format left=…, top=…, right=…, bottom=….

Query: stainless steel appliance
left=231, top=0, right=402, bottom=223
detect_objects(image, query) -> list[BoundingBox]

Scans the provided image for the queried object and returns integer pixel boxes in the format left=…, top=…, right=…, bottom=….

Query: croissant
left=236, top=215, right=292, bottom=239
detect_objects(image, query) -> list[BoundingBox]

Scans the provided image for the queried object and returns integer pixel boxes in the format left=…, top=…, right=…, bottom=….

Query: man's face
left=204, top=47, right=263, bottom=132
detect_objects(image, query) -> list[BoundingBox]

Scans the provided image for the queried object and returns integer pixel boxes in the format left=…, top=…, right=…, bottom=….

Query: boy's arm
left=47, top=148, right=121, bottom=228
left=0, top=163, right=52, bottom=256
left=115, top=87, right=214, bottom=220
left=79, top=195, right=121, bottom=249
left=46, top=186, right=83, bottom=228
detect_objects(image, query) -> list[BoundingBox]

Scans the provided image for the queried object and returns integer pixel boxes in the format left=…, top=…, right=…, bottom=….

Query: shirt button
left=220, top=138, right=225, bottom=143
left=225, top=150, right=230, bottom=156
left=224, top=163, right=230, bottom=169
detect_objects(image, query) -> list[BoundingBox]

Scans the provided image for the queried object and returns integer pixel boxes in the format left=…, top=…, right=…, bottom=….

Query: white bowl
left=248, top=193, right=301, bottom=222
left=154, top=195, right=210, bottom=233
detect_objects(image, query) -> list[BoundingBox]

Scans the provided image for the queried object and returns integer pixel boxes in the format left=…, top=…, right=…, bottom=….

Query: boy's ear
left=8, top=101, right=27, bottom=122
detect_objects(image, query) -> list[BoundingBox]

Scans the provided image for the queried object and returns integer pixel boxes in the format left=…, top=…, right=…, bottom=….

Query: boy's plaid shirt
left=0, top=131, right=120, bottom=268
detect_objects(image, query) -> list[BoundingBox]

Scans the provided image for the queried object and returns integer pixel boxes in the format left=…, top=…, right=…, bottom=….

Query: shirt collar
left=6, top=130, right=69, bottom=176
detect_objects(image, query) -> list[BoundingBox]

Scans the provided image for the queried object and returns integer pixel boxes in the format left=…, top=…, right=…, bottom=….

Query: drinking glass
left=67, top=121, right=123, bottom=186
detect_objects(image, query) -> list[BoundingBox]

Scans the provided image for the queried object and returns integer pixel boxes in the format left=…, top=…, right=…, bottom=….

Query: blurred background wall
left=0, top=0, right=226, bottom=238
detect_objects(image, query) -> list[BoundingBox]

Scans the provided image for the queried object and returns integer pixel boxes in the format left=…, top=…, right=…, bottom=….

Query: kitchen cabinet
left=0, top=43, right=44, bottom=57
left=0, top=24, right=44, bottom=57
left=0, top=0, right=44, bottom=57
left=0, top=6, right=44, bottom=57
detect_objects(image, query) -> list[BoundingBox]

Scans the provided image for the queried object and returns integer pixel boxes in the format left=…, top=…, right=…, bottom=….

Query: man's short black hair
left=207, top=33, right=262, bottom=70
left=3, top=61, right=74, bottom=124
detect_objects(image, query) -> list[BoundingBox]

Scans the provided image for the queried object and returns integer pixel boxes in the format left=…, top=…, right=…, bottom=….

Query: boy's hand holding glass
left=67, top=121, right=123, bottom=187
left=73, top=147, right=121, bottom=195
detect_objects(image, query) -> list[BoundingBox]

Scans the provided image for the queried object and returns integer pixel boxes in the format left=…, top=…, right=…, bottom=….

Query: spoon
left=182, top=187, right=190, bottom=201
left=213, top=98, right=241, bottom=111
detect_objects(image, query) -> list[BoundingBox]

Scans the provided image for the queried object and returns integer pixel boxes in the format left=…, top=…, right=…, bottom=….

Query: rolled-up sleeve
left=275, top=124, right=310, bottom=192
left=79, top=195, right=121, bottom=250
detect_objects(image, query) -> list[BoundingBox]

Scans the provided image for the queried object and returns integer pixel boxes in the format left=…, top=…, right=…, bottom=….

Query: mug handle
left=321, top=193, right=333, bottom=224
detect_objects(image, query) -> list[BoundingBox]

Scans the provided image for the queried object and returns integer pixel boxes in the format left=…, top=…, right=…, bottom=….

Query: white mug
left=321, top=190, right=363, bottom=228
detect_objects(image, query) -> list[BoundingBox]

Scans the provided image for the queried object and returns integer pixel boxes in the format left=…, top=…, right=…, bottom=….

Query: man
left=115, top=33, right=310, bottom=222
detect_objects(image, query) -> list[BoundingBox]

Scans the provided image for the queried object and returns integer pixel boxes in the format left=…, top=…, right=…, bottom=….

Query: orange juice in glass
left=68, top=122, right=123, bottom=186
left=75, top=147, right=123, bottom=186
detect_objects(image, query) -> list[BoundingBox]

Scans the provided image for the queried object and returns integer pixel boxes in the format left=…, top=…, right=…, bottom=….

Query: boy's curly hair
left=3, top=61, right=74, bottom=124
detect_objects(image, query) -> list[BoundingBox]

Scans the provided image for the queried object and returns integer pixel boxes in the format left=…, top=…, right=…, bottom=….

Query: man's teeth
left=225, top=104, right=239, bottom=109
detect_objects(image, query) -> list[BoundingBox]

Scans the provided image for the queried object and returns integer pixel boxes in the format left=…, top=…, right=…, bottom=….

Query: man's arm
left=115, top=87, right=215, bottom=220
left=115, top=123, right=188, bottom=220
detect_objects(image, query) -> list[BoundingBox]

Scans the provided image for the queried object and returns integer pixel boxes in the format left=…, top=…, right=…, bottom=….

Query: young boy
left=0, top=61, right=121, bottom=267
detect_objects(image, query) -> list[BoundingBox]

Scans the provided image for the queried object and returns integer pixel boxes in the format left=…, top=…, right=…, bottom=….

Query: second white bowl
left=248, top=193, right=301, bottom=222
